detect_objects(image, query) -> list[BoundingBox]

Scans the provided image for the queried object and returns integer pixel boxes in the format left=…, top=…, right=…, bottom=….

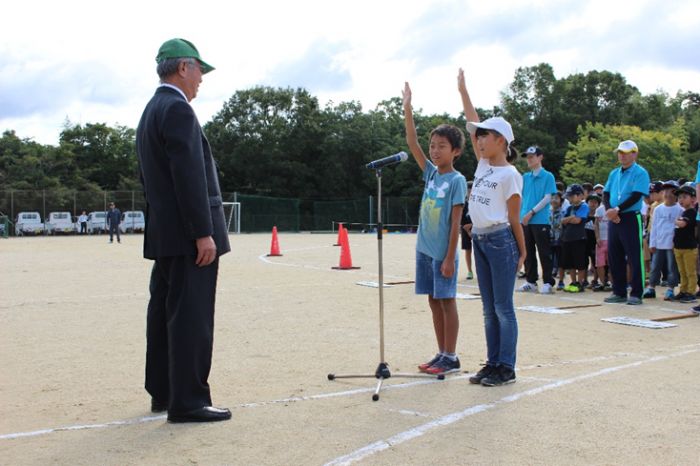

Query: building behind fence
left=0, top=190, right=421, bottom=235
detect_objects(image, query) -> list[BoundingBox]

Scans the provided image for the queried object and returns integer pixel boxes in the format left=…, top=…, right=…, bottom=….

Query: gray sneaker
left=626, top=296, right=643, bottom=305
left=604, top=294, right=627, bottom=304
left=517, top=282, right=538, bottom=292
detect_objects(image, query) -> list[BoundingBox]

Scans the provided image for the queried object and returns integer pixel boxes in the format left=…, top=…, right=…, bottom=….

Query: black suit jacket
left=136, top=86, right=231, bottom=259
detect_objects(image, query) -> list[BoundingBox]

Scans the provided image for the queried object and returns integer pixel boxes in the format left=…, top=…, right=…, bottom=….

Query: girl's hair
left=431, top=124, right=466, bottom=153
left=474, top=128, right=518, bottom=162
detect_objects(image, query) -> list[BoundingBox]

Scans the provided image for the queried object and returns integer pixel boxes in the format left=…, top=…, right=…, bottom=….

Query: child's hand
left=402, top=82, right=412, bottom=108
left=457, top=68, right=467, bottom=94
left=440, top=258, right=455, bottom=278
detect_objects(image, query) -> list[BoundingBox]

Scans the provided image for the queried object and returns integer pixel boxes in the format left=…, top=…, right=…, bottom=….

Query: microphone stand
left=328, top=167, right=443, bottom=401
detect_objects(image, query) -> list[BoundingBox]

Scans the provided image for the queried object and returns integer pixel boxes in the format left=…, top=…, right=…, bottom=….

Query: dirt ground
left=1, top=233, right=699, bottom=465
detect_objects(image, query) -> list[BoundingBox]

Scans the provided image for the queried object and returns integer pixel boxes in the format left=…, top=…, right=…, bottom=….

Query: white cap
left=466, top=117, right=514, bottom=144
left=615, top=140, right=638, bottom=153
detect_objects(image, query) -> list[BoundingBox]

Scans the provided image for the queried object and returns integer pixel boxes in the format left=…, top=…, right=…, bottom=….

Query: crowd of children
left=538, top=178, right=699, bottom=308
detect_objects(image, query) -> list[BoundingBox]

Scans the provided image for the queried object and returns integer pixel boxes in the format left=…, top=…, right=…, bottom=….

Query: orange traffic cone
left=267, top=226, right=282, bottom=256
left=332, top=226, right=360, bottom=270
left=334, top=223, right=344, bottom=246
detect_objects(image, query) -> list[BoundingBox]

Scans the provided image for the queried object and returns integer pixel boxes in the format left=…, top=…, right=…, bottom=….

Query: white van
left=119, top=210, right=145, bottom=233
left=15, top=212, right=44, bottom=236
left=45, top=212, right=75, bottom=235
left=86, top=211, right=107, bottom=234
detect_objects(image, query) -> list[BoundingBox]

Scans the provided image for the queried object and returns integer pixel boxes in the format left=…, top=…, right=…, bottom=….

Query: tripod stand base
left=327, top=362, right=445, bottom=401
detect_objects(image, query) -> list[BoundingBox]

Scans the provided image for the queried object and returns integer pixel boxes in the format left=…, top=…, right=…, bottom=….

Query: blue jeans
left=472, top=227, right=519, bottom=369
left=649, top=249, right=678, bottom=288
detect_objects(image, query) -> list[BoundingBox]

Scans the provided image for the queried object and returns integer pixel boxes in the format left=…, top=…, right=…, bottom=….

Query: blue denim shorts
left=415, top=250, right=459, bottom=299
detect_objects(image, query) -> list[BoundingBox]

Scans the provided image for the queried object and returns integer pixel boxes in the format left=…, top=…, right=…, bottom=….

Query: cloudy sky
left=2, top=0, right=699, bottom=145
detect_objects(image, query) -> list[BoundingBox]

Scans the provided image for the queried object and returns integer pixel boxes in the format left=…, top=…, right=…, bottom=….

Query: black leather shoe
left=167, top=406, right=231, bottom=423
left=151, top=398, right=168, bottom=413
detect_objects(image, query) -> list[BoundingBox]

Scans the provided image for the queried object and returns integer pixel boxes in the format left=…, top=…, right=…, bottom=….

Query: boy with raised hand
left=403, top=82, right=467, bottom=375
left=561, top=184, right=589, bottom=293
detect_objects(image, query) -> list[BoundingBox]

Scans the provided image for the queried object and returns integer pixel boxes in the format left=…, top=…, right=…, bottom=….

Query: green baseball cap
left=156, top=38, right=215, bottom=74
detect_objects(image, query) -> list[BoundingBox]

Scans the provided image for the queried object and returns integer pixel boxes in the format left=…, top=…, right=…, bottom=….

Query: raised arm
left=402, top=82, right=428, bottom=172
left=457, top=68, right=480, bottom=161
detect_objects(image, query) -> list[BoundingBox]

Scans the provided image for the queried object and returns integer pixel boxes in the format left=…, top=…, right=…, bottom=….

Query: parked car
left=45, top=211, right=75, bottom=235
left=86, top=211, right=107, bottom=234
left=119, top=210, right=145, bottom=233
left=15, top=212, right=44, bottom=236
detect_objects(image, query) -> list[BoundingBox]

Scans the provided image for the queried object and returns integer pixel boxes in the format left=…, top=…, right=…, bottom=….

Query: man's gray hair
left=157, top=57, right=196, bottom=81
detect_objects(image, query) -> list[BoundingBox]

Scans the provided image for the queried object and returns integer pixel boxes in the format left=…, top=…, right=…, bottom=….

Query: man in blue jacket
left=136, top=38, right=231, bottom=423
left=603, top=140, right=650, bottom=305
left=106, top=202, right=121, bottom=243
left=517, top=146, right=557, bottom=294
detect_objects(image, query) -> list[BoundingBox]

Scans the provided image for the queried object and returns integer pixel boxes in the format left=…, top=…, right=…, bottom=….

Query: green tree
left=561, top=122, right=689, bottom=185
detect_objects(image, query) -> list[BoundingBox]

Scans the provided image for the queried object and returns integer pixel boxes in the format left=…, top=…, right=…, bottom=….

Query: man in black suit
left=136, top=38, right=231, bottom=423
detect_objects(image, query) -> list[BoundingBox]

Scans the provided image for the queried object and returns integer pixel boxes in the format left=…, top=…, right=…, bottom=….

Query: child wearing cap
left=646, top=181, right=682, bottom=300
left=561, top=185, right=589, bottom=292
left=458, top=69, right=525, bottom=387
left=673, top=185, right=698, bottom=303
left=403, top=82, right=467, bottom=376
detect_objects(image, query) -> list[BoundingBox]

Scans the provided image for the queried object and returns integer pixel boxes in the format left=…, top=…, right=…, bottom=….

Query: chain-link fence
left=0, top=190, right=420, bottom=235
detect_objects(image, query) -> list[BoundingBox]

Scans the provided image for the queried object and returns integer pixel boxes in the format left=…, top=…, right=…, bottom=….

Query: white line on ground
left=4, top=347, right=697, bottom=442
left=323, top=348, right=699, bottom=466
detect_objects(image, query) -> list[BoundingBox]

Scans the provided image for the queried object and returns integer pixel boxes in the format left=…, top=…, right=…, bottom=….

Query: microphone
left=365, top=151, right=408, bottom=169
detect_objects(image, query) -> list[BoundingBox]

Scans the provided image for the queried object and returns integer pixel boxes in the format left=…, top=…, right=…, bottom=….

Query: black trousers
left=608, top=212, right=644, bottom=299
left=145, top=256, right=219, bottom=413
left=523, top=223, right=554, bottom=286
left=108, top=224, right=120, bottom=242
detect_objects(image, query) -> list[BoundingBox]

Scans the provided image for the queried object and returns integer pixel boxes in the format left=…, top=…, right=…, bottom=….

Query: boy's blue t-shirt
left=561, top=202, right=589, bottom=242
left=416, top=162, right=467, bottom=261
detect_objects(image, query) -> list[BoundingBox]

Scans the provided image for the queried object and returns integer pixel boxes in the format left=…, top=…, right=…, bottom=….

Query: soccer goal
left=222, top=202, right=241, bottom=234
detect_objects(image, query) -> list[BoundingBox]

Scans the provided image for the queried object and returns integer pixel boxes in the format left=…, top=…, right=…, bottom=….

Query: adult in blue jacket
left=106, top=202, right=121, bottom=243
left=136, top=38, right=231, bottom=423
left=517, top=146, right=557, bottom=294
left=603, top=140, right=650, bottom=305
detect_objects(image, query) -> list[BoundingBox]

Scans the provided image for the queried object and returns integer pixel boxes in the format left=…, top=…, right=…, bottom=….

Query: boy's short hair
left=586, top=194, right=601, bottom=203
left=430, top=124, right=465, bottom=154
left=581, top=182, right=593, bottom=192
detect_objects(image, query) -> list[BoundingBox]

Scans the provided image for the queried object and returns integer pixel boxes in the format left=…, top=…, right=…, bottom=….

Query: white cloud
left=1, top=0, right=699, bottom=145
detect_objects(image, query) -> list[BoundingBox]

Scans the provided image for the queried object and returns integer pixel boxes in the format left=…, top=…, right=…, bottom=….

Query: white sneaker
left=540, top=283, right=554, bottom=294
left=517, top=282, right=538, bottom=292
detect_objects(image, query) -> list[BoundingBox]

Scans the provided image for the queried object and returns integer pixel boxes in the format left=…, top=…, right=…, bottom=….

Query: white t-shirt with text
left=469, top=158, right=523, bottom=229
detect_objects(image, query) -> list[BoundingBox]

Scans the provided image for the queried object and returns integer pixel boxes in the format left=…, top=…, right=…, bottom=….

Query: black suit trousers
left=145, top=256, right=219, bottom=413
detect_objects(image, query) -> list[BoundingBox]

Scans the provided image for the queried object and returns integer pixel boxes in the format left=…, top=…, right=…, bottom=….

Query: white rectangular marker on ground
left=517, top=305, right=573, bottom=314
left=456, top=293, right=480, bottom=300
left=356, top=281, right=393, bottom=288
left=601, top=316, right=677, bottom=329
